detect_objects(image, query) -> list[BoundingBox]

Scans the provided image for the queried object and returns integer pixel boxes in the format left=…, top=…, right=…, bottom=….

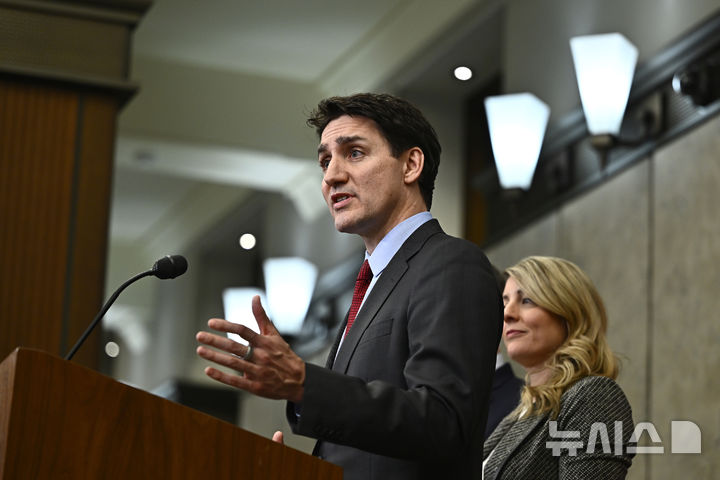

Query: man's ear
left=403, top=147, right=424, bottom=185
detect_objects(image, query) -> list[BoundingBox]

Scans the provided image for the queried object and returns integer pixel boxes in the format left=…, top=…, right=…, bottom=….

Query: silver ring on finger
left=242, top=344, right=254, bottom=362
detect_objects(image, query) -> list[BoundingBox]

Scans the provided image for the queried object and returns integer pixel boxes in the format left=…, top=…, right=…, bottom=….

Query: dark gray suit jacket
left=287, top=219, right=503, bottom=480
left=483, top=376, right=635, bottom=480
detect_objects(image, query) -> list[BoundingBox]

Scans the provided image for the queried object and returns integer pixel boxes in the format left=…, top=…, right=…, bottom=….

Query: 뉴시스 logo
left=546, top=420, right=702, bottom=456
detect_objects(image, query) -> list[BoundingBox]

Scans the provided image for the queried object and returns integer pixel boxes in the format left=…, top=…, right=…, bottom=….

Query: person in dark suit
left=483, top=256, right=635, bottom=479
left=195, top=93, right=503, bottom=480
left=485, top=350, right=524, bottom=440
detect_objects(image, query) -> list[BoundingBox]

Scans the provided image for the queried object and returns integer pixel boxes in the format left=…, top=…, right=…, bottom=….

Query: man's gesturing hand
left=195, top=295, right=305, bottom=403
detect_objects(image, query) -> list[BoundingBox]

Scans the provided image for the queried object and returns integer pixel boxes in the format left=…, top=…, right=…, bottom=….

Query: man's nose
left=323, top=158, right=345, bottom=186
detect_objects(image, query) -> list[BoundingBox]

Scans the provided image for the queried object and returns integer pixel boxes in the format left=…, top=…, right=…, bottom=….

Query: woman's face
left=502, top=276, right=567, bottom=371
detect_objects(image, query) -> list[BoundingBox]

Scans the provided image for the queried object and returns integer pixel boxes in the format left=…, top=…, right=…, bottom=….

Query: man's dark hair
left=307, top=93, right=441, bottom=210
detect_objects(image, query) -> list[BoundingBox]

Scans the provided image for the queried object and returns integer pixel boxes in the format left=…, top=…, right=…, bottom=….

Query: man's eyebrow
left=317, top=135, right=367, bottom=155
left=336, top=135, right=365, bottom=145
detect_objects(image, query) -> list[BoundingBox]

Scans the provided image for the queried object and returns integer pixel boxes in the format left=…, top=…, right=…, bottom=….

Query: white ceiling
left=131, top=0, right=404, bottom=82
left=111, top=0, right=503, bottom=260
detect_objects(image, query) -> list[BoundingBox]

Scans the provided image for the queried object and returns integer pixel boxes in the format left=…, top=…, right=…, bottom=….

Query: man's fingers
left=203, top=363, right=287, bottom=400
left=201, top=296, right=279, bottom=349
left=204, top=365, right=255, bottom=390
left=196, top=346, right=261, bottom=376
left=206, top=317, right=258, bottom=338
left=205, top=318, right=271, bottom=350
left=252, top=295, right=279, bottom=336
left=272, top=431, right=284, bottom=444
left=195, top=330, right=249, bottom=357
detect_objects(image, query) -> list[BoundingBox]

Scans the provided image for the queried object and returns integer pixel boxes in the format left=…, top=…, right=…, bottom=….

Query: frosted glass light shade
left=263, top=257, right=318, bottom=335
left=222, top=287, right=266, bottom=345
left=570, top=33, right=638, bottom=135
left=485, top=93, right=550, bottom=190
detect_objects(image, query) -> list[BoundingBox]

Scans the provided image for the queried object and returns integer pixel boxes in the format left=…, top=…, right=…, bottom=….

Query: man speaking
left=196, top=93, right=502, bottom=479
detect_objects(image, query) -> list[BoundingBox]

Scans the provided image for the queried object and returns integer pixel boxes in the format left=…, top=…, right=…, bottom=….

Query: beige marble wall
left=485, top=214, right=560, bottom=271
left=558, top=160, right=650, bottom=424
left=558, top=162, right=650, bottom=480
left=651, top=115, right=720, bottom=479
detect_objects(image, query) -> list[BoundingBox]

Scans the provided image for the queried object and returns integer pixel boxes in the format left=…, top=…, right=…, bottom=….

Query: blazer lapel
left=484, top=414, right=546, bottom=480
left=325, top=311, right=348, bottom=368
left=331, top=220, right=441, bottom=373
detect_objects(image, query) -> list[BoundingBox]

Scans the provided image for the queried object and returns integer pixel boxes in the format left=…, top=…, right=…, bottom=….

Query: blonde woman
left=483, top=256, right=634, bottom=479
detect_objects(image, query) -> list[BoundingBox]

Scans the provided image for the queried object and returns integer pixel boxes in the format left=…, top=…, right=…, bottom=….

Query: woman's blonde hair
left=506, top=256, right=619, bottom=419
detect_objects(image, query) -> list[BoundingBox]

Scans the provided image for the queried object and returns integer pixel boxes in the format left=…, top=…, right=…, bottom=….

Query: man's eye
left=350, top=149, right=363, bottom=158
left=319, top=158, right=330, bottom=169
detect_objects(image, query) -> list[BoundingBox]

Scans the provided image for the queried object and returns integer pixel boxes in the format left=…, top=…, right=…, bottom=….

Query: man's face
left=318, top=115, right=408, bottom=249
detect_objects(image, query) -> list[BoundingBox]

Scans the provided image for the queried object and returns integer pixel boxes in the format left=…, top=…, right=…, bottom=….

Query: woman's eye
left=521, top=297, right=535, bottom=305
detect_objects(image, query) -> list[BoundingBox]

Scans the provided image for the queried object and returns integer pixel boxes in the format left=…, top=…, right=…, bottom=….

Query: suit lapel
left=331, top=220, right=441, bottom=373
left=325, top=311, right=348, bottom=368
left=485, top=414, right=546, bottom=480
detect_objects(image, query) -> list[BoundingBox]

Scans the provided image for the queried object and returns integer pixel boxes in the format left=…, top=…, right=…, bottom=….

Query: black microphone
left=152, top=254, right=188, bottom=279
left=65, top=255, right=189, bottom=361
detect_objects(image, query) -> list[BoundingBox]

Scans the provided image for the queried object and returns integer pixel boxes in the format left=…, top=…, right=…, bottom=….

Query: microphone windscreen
left=152, top=255, right=188, bottom=279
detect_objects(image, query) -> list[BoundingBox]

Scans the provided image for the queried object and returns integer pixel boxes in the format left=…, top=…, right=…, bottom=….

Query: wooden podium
left=0, top=348, right=341, bottom=479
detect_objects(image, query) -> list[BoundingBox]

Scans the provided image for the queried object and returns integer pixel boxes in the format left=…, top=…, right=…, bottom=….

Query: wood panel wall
left=0, top=78, right=117, bottom=367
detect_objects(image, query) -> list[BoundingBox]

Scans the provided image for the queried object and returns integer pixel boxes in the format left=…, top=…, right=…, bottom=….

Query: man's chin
left=333, top=216, right=359, bottom=234
left=334, top=222, right=354, bottom=234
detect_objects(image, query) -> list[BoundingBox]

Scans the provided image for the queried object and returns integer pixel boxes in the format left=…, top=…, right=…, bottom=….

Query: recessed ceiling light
left=239, top=233, right=256, bottom=250
left=454, top=66, right=473, bottom=81
left=105, top=341, right=120, bottom=358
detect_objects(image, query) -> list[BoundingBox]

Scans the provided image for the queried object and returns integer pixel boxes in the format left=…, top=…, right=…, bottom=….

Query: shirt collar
left=365, top=211, right=432, bottom=276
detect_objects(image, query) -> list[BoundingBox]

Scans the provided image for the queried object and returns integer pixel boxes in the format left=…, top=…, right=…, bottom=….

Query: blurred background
left=2, top=1, right=719, bottom=478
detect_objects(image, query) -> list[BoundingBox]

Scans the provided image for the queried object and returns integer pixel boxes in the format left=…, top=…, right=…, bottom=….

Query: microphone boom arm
left=64, top=270, right=153, bottom=361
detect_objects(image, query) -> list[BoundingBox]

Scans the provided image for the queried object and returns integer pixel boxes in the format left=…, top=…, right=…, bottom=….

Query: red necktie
left=344, top=260, right=372, bottom=338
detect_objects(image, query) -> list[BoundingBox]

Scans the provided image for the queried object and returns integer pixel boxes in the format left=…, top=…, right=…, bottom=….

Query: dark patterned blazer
left=483, top=376, right=635, bottom=480
left=286, top=220, right=503, bottom=480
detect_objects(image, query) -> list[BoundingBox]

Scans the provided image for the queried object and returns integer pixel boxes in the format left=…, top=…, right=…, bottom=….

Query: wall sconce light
left=262, top=257, right=318, bottom=336
left=570, top=33, right=638, bottom=137
left=485, top=93, right=550, bottom=190
left=569, top=33, right=653, bottom=165
left=223, top=257, right=318, bottom=339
